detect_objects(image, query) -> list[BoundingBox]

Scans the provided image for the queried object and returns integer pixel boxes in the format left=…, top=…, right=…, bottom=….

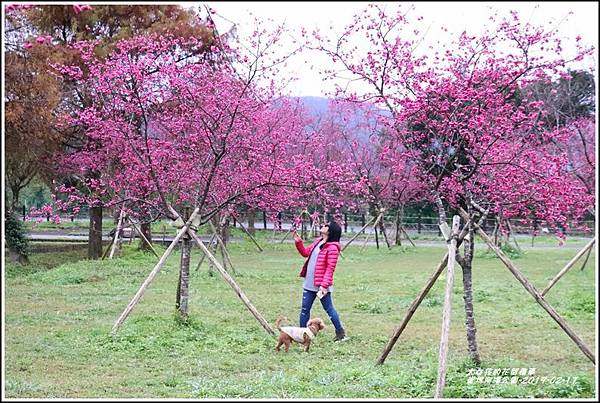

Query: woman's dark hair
left=322, top=221, right=342, bottom=247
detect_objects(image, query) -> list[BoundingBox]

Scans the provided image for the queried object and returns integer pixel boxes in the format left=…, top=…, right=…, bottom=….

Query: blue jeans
left=300, top=288, right=344, bottom=332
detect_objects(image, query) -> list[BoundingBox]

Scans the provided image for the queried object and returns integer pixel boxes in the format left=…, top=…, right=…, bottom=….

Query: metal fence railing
left=24, top=209, right=594, bottom=238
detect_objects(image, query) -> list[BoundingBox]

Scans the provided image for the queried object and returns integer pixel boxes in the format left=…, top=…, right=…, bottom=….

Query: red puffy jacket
left=295, top=238, right=341, bottom=288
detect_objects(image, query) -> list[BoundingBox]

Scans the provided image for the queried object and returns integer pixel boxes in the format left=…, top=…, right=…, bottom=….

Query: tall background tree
left=4, top=4, right=216, bottom=258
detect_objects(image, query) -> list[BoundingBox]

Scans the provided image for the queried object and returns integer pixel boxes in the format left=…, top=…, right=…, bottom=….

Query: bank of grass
left=4, top=238, right=596, bottom=398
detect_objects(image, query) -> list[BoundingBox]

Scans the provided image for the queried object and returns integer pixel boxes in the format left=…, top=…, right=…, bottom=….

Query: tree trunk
left=139, top=222, right=153, bottom=251
left=88, top=205, right=103, bottom=259
left=461, top=208, right=481, bottom=366
left=395, top=205, right=404, bottom=246
left=9, top=250, right=29, bottom=265
left=378, top=214, right=392, bottom=249
left=246, top=208, right=256, bottom=236
left=176, top=231, right=191, bottom=319
left=10, top=185, right=21, bottom=212
left=208, top=215, right=220, bottom=274
left=221, top=217, right=230, bottom=245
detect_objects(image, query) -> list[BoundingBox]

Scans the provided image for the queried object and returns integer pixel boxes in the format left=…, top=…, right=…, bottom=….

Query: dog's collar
left=305, top=329, right=315, bottom=339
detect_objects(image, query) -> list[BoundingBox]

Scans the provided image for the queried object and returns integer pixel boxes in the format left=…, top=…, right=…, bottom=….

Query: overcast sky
left=197, top=1, right=598, bottom=97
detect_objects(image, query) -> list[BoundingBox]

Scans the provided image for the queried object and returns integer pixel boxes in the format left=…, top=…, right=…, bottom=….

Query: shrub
left=5, top=210, right=30, bottom=264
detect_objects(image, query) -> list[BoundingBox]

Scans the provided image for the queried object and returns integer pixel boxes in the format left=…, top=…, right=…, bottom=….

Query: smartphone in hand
left=317, top=289, right=326, bottom=299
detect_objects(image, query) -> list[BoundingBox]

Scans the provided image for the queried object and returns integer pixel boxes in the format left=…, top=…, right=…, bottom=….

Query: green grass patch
left=4, top=240, right=596, bottom=398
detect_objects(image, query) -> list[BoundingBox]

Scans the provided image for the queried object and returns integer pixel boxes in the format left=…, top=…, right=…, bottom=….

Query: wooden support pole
left=371, top=213, right=384, bottom=249
left=360, top=229, right=373, bottom=252
left=541, top=237, right=596, bottom=297
left=187, top=228, right=275, bottom=336
left=458, top=208, right=595, bottom=365
left=126, top=217, right=159, bottom=258
left=343, top=214, right=377, bottom=251
left=506, top=219, right=522, bottom=252
left=343, top=214, right=378, bottom=251
left=195, top=232, right=216, bottom=271
left=237, top=218, right=264, bottom=252
left=435, top=216, right=461, bottom=398
left=580, top=245, right=593, bottom=271
left=279, top=228, right=292, bottom=244
left=400, top=225, right=417, bottom=247
left=209, top=220, right=238, bottom=275
left=377, top=253, right=449, bottom=365
left=101, top=228, right=117, bottom=260
left=111, top=208, right=200, bottom=335
left=377, top=215, right=483, bottom=365
left=361, top=213, right=384, bottom=251
left=107, top=208, right=126, bottom=259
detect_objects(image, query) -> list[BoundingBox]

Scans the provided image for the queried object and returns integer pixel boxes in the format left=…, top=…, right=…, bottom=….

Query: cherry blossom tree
left=311, top=3, right=595, bottom=365
left=48, top=11, right=349, bottom=332
left=308, top=100, right=428, bottom=247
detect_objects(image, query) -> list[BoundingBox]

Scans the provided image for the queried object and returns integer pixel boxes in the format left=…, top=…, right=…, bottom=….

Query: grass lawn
left=4, top=238, right=596, bottom=398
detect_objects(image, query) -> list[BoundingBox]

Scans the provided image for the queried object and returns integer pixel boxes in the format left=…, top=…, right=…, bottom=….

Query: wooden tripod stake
left=112, top=207, right=275, bottom=337
left=209, top=220, right=238, bottom=275
left=126, top=217, right=160, bottom=258
left=108, top=207, right=126, bottom=259
left=435, top=216, right=460, bottom=398
left=236, top=217, right=264, bottom=252
left=112, top=207, right=201, bottom=335
left=541, top=237, right=596, bottom=296
left=458, top=207, right=595, bottom=365
left=342, top=214, right=378, bottom=251
left=377, top=212, right=487, bottom=365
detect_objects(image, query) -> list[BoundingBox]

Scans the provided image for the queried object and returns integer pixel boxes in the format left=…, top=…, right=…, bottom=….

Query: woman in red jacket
left=293, top=221, right=347, bottom=342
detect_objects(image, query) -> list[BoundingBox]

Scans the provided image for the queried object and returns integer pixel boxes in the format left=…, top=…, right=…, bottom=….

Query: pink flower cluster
left=26, top=205, right=61, bottom=226
left=73, top=4, right=92, bottom=14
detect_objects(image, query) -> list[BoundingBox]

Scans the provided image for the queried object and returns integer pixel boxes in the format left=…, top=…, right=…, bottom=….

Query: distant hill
left=289, top=96, right=390, bottom=143
left=294, top=96, right=331, bottom=116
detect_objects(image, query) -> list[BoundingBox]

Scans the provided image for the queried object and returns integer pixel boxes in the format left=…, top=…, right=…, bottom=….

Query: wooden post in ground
left=343, top=215, right=377, bottom=251
left=377, top=214, right=484, bottom=365
left=111, top=208, right=200, bottom=335
left=279, top=227, right=293, bottom=243
left=458, top=208, right=595, bottom=365
left=101, top=228, right=118, bottom=260
left=580, top=244, right=593, bottom=271
left=109, top=208, right=126, bottom=259
left=187, top=228, right=275, bottom=336
left=195, top=232, right=217, bottom=272
left=209, top=220, right=238, bottom=275
left=377, top=210, right=392, bottom=249
left=237, top=218, right=264, bottom=252
left=360, top=228, right=374, bottom=253
left=435, top=216, right=461, bottom=398
left=361, top=212, right=385, bottom=252
left=400, top=226, right=417, bottom=247
left=506, top=219, right=522, bottom=252
left=126, top=217, right=159, bottom=258
left=378, top=253, right=449, bottom=365
left=343, top=214, right=379, bottom=252
left=541, top=237, right=596, bottom=296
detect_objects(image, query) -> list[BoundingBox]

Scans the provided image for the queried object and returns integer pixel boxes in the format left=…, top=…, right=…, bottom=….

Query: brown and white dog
left=275, top=316, right=325, bottom=352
